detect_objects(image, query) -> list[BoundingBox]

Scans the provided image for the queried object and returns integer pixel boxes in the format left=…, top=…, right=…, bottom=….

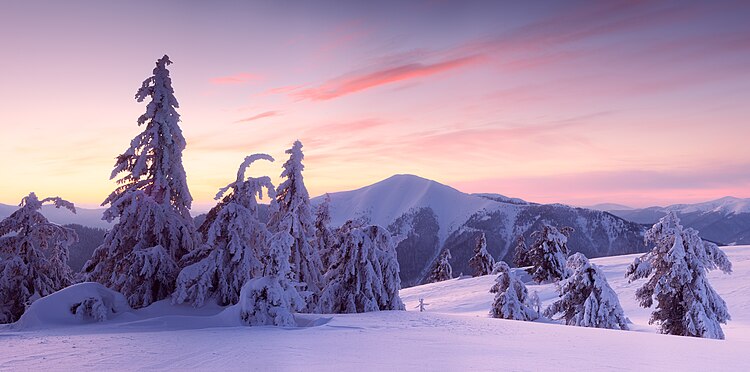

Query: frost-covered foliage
left=268, top=140, right=324, bottom=311
left=544, top=253, right=628, bottom=330
left=469, top=232, right=495, bottom=276
left=82, top=56, right=198, bottom=308
left=240, top=231, right=304, bottom=327
left=427, top=249, right=453, bottom=283
left=174, top=154, right=275, bottom=307
left=527, top=225, right=573, bottom=283
left=626, top=212, right=732, bottom=339
left=0, top=193, right=77, bottom=323
left=513, top=235, right=531, bottom=267
left=489, top=262, right=537, bottom=321
left=314, top=194, right=337, bottom=269
left=318, top=222, right=405, bottom=313
left=71, top=297, right=110, bottom=322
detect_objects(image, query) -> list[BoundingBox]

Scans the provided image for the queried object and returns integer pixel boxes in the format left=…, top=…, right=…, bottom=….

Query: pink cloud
left=293, top=55, right=484, bottom=101
left=210, top=72, right=263, bottom=85
left=234, top=111, right=280, bottom=123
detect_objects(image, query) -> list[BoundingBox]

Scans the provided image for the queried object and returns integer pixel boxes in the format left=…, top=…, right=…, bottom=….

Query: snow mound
left=13, top=282, right=131, bottom=330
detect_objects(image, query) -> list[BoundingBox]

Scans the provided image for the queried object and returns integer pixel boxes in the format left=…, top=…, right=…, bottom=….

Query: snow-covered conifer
left=626, top=212, right=732, bottom=339
left=318, top=222, right=405, bottom=313
left=427, top=249, right=453, bottom=283
left=0, top=193, right=77, bottom=323
left=82, top=55, right=199, bottom=308
left=173, top=154, right=275, bottom=307
left=513, top=235, right=531, bottom=267
left=240, top=231, right=305, bottom=326
left=489, top=262, right=537, bottom=321
left=544, top=253, right=628, bottom=330
left=526, top=225, right=573, bottom=283
left=469, top=233, right=495, bottom=277
left=268, top=140, right=324, bottom=311
left=314, top=194, right=336, bottom=269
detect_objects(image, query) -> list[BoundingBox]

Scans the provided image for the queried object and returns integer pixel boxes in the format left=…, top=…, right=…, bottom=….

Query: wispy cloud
left=234, top=111, right=280, bottom=123
left=292, top=55, right=484, bottom=101
left=210, top=72, right=263, bottom=85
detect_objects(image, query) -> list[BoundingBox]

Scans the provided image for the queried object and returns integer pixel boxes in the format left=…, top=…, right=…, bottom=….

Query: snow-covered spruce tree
left=513, top=235, right=531, bottom=267
left=626, top=212, right=732, bottom=339
left=314, top=193, right=337, bottom=270
left=82, top=55, right=199, bottom=308
left=173, top=154, right=275, bottom=307
left=240, top=231, right=305, bottom=326
left=544, top=253, right=628, bottom=330
left=427, top=249, right=453, bottom=283
left=489, top=262, right=537, bottom=321
left=318, top=222, right=405, bottom=313
left=268, top=140, right=324, bottom=311
left=469, top=232, right=495, bottom=277
left=526, top=225, right=573, bottom=283
left=0, top=193, right=77, bottom=323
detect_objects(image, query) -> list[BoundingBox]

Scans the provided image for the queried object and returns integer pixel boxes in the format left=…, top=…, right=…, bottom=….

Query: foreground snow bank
left=13, top=282, right=131, bottom=330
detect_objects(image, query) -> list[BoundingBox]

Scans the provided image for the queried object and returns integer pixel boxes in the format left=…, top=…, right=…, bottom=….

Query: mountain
left=0, top=203, right=111, bottom=229
left=314, top=174, right=647, bottom=286
left=609, top=196, right=750, bottom=245
left=585, top=203, right=634, bottom=211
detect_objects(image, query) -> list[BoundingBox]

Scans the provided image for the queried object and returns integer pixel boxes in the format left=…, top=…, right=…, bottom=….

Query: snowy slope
left=665, top=196, right=750, bottom=215
left=2, top=247, right=747, bottom=370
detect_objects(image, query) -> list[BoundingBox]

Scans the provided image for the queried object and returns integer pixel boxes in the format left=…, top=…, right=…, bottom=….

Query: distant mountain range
left=605, top=196, right=750, bottom=246
left=313, top=174, right=647, bottom=286
left=4, top=176, right=748, bottom=287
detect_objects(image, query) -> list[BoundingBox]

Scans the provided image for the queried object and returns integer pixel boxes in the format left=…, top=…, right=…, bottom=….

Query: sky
left=1, top=0, right=749, bottom=211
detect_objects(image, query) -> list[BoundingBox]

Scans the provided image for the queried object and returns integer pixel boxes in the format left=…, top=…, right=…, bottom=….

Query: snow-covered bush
left=626, top=212, right=732, bottom=339
left=268, top=140, right=324, bottom=311
left=469, top=232, right=495, bottom=277
left=544, top=253, right=628, bottom=330
left=0, top=193, right=77, bottom=323
left=318, top=222, right=405, bottom=313
left=513, top=235, right=531, bottom=267
left=174, top=154, right=275, bottom=307
left=527, top=225, right=573, bottom=283
left=489, top=262, right=537, bottom=321
left=82, top=55, right=199, bottom=309
left=240, top=232, right=304, bottom=327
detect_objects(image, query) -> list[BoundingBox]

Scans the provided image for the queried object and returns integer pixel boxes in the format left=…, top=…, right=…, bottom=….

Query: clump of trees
left=427, top=249, right=453, bottom=283
left=468, top=232, right=495, bottom=276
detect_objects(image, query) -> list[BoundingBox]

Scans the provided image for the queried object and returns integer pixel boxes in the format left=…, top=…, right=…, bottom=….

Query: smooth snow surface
left=2, top=247, right=749, bottom=371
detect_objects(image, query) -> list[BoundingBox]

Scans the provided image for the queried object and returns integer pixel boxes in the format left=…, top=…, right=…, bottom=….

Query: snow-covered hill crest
left=314, top=174, right=646, bottom=286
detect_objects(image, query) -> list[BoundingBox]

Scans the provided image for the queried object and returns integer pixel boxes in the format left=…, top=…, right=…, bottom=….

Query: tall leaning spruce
left=83, top=55, right=199, bottom=308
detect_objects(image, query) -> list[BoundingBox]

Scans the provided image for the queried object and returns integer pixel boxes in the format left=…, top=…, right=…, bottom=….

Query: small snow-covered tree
left=544, top=253, right=628, bottom=330
left=240, top=231, right=305, bottom=326
left=268, top=140, right=324, bottom=311
left=626, top=212, right=732, bottom=339
left=513, top=235, right=531, bottom=267
left=0, top=193, right=77, bottom=323
left=489, top=262, right=537, bottom=321
left=427, top=249, right=453, bottom=283
left=527, top=225, right=573, bottom=283
left=318, top=222, right=405, bottom=313
left=314, top=194, right=337, bottom=269
left=469, top=232, right=495, bottom=276
left=173, top=154, right=275, bottom=307
left=82, top=55, right=199, bottom=308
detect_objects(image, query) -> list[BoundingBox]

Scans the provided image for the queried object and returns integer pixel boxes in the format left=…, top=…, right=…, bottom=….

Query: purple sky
left=1, top=0, right=749, bottom=210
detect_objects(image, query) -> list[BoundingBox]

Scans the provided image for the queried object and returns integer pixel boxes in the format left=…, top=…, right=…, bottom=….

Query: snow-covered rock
left=13, top=282, right=131, bottom=330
